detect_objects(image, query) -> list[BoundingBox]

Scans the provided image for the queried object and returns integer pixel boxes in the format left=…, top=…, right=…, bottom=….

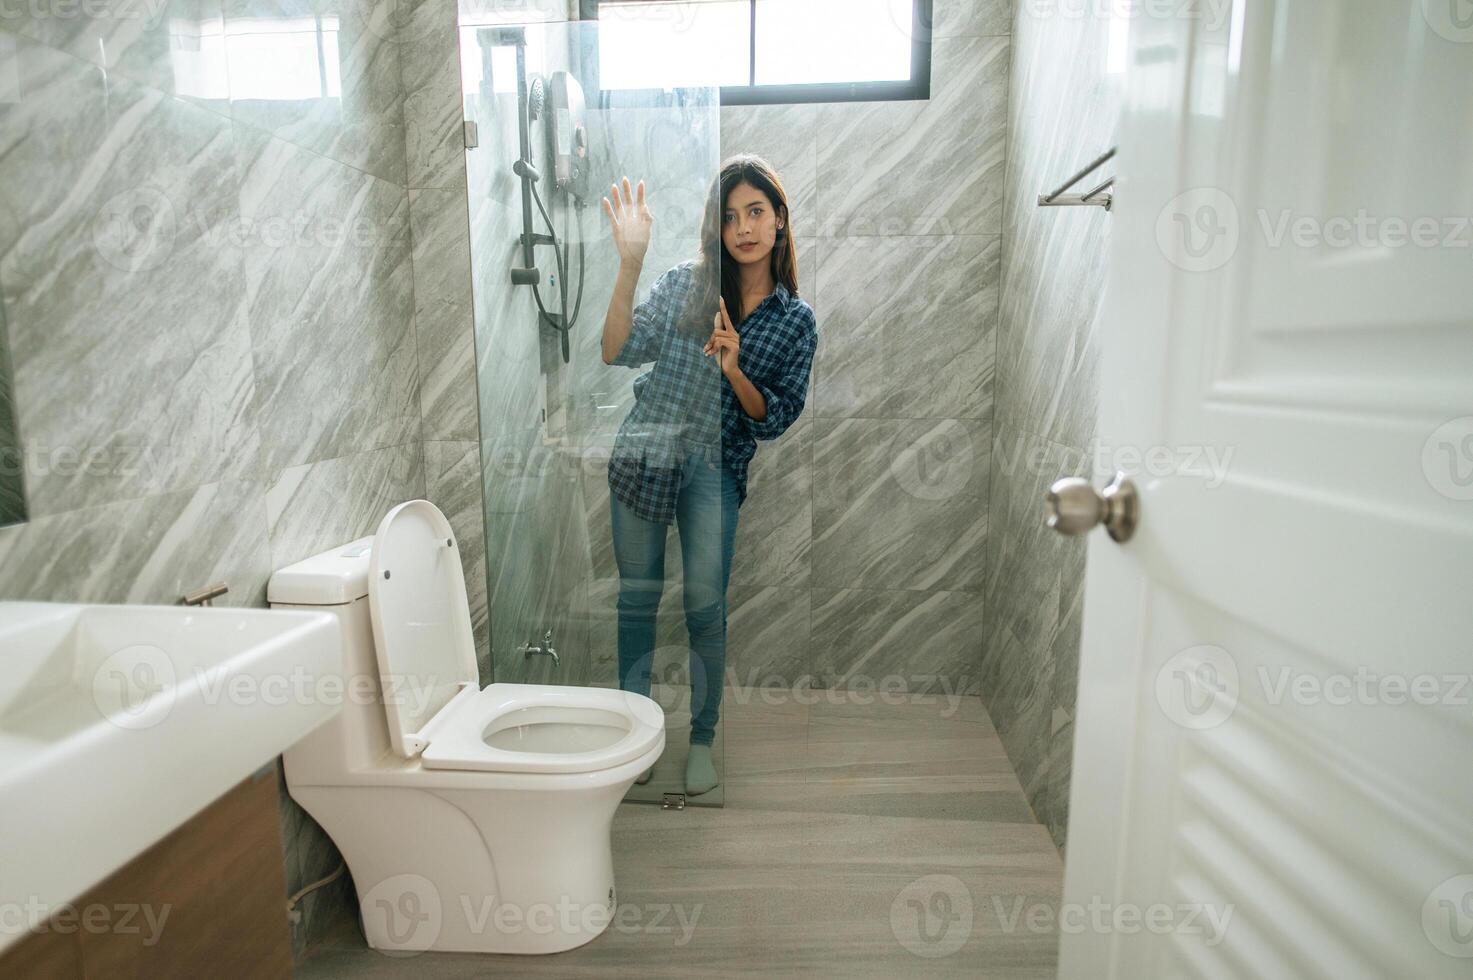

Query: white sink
left=0, top=601, right=342, bottom=951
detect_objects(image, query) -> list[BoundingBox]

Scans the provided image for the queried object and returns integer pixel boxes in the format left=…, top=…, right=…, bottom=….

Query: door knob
left=1045, top=473, right=1139, bottom=543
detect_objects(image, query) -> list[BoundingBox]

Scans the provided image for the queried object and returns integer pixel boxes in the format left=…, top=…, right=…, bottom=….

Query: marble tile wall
left=716, top=0, right=1012, bottom=698
left=982, top=0, right=1124, bottom=850
left=0, top=0, right=440, bottom=955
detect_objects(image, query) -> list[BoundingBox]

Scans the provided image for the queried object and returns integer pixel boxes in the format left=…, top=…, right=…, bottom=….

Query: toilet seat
left=368, top=500, right=483, bottom=759
left=367, top=500, right=663, bottom=776
left=419, top=683, right=664, bottom=774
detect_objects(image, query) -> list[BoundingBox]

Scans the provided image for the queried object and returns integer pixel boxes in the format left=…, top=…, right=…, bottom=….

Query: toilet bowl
left=269, top=500, right=664, bottom=955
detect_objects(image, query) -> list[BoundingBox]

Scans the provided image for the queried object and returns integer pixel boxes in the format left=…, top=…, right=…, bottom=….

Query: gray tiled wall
left=0, top=0, right=458, bottom=955
left=717, top=0, right=1012, bottom=697
left=983, top=0, right=1123, bottom=850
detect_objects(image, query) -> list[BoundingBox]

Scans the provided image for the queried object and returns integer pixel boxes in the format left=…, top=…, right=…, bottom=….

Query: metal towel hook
left=1038, top=147, right=1117, bottom=212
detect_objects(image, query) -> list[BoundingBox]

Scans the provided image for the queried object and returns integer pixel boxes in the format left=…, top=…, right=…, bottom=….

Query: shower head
left=527, top=74, right=546, bottom=121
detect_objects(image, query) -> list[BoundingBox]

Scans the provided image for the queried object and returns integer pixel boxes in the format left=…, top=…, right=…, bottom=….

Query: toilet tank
left=269, top=538, right=393, bottom=780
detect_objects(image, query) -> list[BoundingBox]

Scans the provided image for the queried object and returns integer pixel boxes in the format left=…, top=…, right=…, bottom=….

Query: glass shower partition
left=460, top=17, right=725, bottom=805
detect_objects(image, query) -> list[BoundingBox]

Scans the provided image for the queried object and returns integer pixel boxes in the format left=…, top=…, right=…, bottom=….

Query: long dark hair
left=674, top=154, right=800, bottom=340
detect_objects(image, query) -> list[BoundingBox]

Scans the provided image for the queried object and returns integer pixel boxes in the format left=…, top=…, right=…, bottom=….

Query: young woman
left=600, top=155, right=817, bottom=795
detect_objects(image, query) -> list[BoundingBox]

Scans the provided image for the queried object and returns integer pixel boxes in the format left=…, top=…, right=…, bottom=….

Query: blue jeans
left=610, top=447, right=739, bottom=746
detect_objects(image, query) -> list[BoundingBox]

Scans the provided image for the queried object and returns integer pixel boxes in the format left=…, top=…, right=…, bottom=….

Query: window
left=581, top=0, right=932, bottom=105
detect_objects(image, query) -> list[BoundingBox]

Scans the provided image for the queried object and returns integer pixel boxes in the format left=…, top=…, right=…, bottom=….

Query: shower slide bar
left=1038, top=147, right=1117, bottom=212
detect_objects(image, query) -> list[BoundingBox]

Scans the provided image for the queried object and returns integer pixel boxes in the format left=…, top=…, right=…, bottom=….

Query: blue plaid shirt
left=607, top=259, right=817, bottom=525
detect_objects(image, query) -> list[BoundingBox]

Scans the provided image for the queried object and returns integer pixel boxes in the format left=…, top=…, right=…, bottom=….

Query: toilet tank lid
left=267, top=537, right=375, bottom=605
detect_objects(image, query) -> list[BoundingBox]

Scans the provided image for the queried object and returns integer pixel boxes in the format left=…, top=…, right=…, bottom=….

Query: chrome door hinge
left=463, top=120, right=479, bottom=149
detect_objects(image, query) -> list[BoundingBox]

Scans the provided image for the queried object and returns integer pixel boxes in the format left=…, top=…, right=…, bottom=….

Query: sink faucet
left=181, top=583, right=229, bottom=607
left=520, top=630, right=559, bottom=666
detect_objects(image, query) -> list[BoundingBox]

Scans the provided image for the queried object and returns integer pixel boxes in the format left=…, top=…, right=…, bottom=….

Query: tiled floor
left=296, top=689, right=1064, bottom=978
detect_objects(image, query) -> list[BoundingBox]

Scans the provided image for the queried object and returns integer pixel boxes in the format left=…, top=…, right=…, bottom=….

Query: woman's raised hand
left=705, top=296, right=741, bottom=377
left=602, top=176, right=654, bottom=267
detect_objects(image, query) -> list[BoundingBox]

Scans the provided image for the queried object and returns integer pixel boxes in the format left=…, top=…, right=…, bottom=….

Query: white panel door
left=1059, top=2, right=1473, bottom=978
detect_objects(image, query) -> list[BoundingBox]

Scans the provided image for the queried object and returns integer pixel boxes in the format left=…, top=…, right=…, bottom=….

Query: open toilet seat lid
left=369, top=499, right=480, bottom=759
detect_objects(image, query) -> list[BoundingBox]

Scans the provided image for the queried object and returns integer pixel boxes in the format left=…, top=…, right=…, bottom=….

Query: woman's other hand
left=602, top=176, right=654, bottom=267
left=705, top=297, right=742, bottom=377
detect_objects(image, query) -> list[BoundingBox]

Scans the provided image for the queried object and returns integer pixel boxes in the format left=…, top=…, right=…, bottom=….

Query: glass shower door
left=460, top=17, right=725, bottom=805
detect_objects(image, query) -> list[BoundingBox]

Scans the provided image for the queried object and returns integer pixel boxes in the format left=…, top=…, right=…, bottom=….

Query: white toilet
left=269, top=500, right=665, bottom=955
